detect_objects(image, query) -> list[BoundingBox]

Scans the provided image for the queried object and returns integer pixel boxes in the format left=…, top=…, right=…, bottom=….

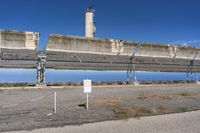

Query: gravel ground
left=0, top=84, right=200, bottom=132
left=6, top=110, right=200, bottom=133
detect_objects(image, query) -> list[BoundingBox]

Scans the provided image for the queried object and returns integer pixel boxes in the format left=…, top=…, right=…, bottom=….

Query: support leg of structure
left=187, top=56, right=199, bottom=84
left=196, top=81, right=200, bottom=84
left=127, top=58, right=139, bottom=86
left=36, top=53, right=47, bottom=86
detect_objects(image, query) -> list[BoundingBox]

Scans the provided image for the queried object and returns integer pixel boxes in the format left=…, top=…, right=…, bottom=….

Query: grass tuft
left=113, top=106, right=153, bottom=118
left=176, top=107, right=191, bottom=112
left=156, top=106, right=170, bottom=113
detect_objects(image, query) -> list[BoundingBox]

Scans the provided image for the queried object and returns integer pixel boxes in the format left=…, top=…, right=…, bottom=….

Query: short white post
left=87, top=93, right=89, bottom=110
left=54, top=92, right=57, bottom=113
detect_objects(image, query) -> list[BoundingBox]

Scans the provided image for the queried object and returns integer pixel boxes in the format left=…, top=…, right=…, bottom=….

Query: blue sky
left=0, top=0, right=200, bottom=49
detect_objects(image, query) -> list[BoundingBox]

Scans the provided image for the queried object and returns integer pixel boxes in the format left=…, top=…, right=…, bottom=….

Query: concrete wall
left=46, top=34, right=200, bottom=60
left=47, top=34, right=113, bottom=54
left=0, top=30, right=39, bottom=50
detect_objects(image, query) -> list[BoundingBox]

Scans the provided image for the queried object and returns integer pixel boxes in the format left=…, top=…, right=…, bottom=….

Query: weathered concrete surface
left=0, top=30, right=39, bottom=50
left=46, top=34, right=200, bottom=71
left=0, top=30, right=39, bottom=68
left=45, top=51, right=200, bottom=71
left=46, top=34, right=200, bottom=59
left=0, top=30, right=200, bottom=71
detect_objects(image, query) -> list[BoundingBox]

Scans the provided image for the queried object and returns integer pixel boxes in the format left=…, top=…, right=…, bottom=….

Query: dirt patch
left=175, top=91, right=197, bottom=97
left=159, top=95, right=172, bottom=100
left=158, top=91, right=199, bottom=101
left=93, top=98, right=121, bottom=106
left=137, top=92, right=157, bottom=101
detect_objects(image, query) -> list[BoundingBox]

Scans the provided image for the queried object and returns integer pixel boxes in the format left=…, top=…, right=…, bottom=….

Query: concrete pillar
left=85, top=7, right=96, bottom=38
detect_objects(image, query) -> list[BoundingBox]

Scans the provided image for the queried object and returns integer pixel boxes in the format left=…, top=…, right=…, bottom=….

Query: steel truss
left=187, top=53, right=199, bottom=82
left=37, top=53, right=46, bottom=85
left=127, top=43, right=140, bottom=83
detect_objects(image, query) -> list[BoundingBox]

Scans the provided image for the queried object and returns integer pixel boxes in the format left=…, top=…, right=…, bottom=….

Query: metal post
left=86, top=93, right=89, bottom=110
left=54, top=92, right=57, bottom=113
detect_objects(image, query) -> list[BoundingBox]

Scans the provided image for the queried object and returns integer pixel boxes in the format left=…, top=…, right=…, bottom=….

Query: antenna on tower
left=87, top=5, right=95, bottom=12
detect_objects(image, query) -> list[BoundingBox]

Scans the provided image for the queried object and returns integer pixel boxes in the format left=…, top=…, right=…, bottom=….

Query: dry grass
left=113, top=106, right=153, bottom=118
left=93, top=98, right=121, bottom=106
left=159, top=91, right=198, bottom=100
left=176, top=91, right=194, bottom=97
left=174, top=91, right=197, bottom=99
left=156, top=106, right=170, bottom=113
left=159, top=95, right=172, bottom=100
left=114, top=108, right=134, bottom=118
left=176, top=107, right=191, bottom=112
left=137, top=107, right=153, bottom=114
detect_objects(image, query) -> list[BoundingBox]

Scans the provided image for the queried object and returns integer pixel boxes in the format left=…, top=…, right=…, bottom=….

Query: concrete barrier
left=0, top=30, right=199, bottom=71
left=0, top=30, right=39, bottom=50
left=0, top=30, right=39, bottom=68
left=46, top=34, right=200, bottom=60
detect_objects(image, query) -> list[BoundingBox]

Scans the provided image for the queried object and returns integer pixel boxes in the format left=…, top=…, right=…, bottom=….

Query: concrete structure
left=0, top=29, right=200, bottom=83
left=0, top=30, right=39, bottom=50
left=46, top=34, right=200, bottom=60
left=85, top=7, right=96, bottom=38
left=46, top=34, right=200, bottom=73
left=0, top=6, right=199, bottom=83
left=0, top=30, right=37, bottom=64
left=1, top=30, right=200, bottom=73
left=0, top=29, right=38, bottom=68
left=0, top=30, right=39, bottom=83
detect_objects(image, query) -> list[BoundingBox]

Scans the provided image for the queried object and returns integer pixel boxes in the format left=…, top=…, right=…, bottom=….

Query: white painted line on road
left=3, top=104, right=18, bottom=108
left=1, top=92, right=54, bottom=109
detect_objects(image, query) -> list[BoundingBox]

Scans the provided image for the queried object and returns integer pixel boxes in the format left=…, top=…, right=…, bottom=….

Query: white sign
left=84, top=79, right=92, bottom=93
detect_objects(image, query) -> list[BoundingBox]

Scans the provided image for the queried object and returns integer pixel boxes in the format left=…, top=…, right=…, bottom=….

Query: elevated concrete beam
left=0, top=30, right=199, bottom=72
left=0, top=29, right=39, bottom=50
left=45, top=34, right=200, bottom=72
left=46, top=34, right=200, bottom=60
left=0, top=29, right=39, bottom=68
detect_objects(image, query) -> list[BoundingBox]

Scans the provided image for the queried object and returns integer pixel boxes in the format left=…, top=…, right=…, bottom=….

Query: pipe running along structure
left=0, top=29, right=200, bottom=84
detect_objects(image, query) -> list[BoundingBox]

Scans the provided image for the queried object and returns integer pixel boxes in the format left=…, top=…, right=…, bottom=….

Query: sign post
left=87, top=93, right=89, bottom=110
left=54, top=92, right=57, bottom=113
left=84, top=79, right=92, bottom=110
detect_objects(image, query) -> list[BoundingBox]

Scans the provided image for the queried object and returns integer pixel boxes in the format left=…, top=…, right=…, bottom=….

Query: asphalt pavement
left=7, top=110, right=200, bottom=133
